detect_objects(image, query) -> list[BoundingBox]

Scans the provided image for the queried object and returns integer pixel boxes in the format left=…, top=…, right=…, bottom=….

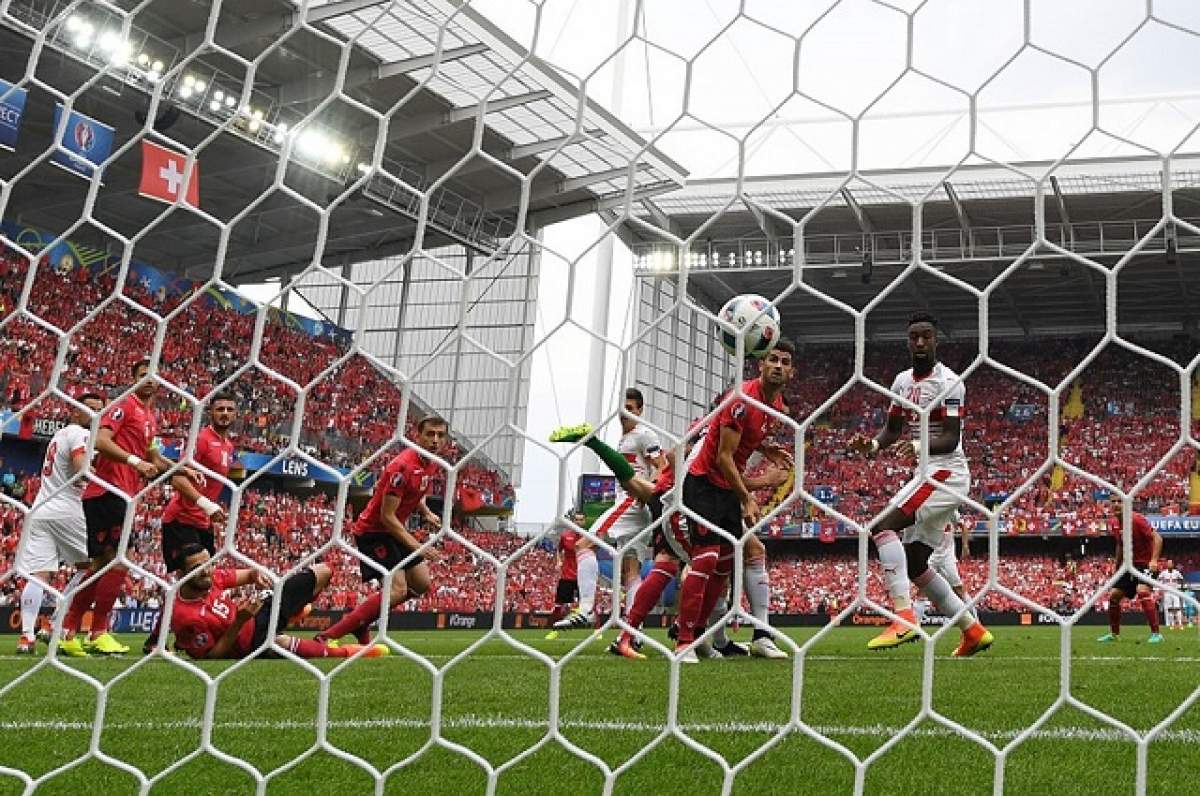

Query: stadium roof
left=0, top=0, right=685, bottom=282
left=623, top=154, right=1200, bottom=342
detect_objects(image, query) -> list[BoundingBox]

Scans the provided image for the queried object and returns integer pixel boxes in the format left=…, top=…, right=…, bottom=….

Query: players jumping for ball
left=553, top=388, right=667, bottom=632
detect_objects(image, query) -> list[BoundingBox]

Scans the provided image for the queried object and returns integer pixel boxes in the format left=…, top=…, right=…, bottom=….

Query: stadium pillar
left=582, top=0, right=632, bottom=473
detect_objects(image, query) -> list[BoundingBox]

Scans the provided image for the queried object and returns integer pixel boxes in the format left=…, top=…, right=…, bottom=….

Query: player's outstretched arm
left=1149, top=531, right=1163, bottom=572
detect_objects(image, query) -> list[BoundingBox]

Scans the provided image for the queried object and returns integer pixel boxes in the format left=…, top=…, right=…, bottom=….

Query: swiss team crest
left=73, top=120, right=95, bottom=152
left=419, top=474, right=430, bottom=490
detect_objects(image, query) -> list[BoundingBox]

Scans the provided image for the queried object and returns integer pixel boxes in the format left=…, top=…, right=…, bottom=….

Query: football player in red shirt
left=673, top=341, right=796, bottom=662
left=60, top=359, right=202, bottom=657
left=144, top=392, right=239, bottom=654
left=1098, top=494, right=1164, bottom=644
left=315, top=415, right=447, bottom=646
left=170, top=544, right=386, bottom=660
left=544, top=511, right=584, bottom=638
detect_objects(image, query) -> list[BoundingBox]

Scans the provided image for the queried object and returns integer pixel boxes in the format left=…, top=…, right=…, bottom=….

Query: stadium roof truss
left=623, top=154, right=1200, bottom=343
left=0, top=0, right=686, bottom=282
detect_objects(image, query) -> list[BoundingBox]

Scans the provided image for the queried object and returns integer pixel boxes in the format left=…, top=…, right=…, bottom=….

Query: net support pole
left=582, top=0, right=631, bottom=474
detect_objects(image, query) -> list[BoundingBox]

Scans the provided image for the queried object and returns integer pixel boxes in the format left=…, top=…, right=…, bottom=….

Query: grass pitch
left=1, top=625, right=1198, bottom=794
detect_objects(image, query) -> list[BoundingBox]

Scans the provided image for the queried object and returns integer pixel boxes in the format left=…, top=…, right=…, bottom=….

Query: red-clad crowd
left=768, top=550, right=1200, bottom=615
left=0, top=247, right=513, bottom=507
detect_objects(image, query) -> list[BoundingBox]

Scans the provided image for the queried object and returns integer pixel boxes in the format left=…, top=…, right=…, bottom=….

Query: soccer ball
left=717, top=294, right=781, bottom=358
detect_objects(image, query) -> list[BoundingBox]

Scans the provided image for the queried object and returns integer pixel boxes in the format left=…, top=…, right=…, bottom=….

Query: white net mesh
left=0, top=0, right=1198, bottom=793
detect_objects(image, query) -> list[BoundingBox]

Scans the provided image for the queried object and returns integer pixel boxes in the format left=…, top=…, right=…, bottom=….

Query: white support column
left=582, top=0, right=632, bottom=472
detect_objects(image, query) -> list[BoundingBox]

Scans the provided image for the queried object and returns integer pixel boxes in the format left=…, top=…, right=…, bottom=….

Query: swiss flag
left=819, top=521, right=837, bottom=543
left=139, top=140, right=199, bottom=207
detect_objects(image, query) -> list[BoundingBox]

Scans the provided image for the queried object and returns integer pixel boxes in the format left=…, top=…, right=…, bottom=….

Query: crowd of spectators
left=0, top=246, right=513, bottom=507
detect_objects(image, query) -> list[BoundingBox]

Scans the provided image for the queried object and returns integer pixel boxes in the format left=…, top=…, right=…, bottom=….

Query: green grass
left=1, top=626, right=1198, bottom=794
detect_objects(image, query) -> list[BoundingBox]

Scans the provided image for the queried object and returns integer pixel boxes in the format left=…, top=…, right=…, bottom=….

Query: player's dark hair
left=176, top=542, right=208, bottom=572
left=907, top=311, right=938, bottom=329
left=131, top=357, right=151, bottom=376
left=624, top=387, right=644, bottom=409
left=772, top=338, right=796, bottom=358
left=209, top=391, right=237, bottom=406
left=417, top=414, right=448, bottom=432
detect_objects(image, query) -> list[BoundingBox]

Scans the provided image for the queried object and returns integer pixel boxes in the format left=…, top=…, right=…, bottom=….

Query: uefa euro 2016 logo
left=73, top=119, right=94, bottom=153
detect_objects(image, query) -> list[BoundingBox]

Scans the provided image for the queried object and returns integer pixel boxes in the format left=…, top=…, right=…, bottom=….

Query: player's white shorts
left=1163, top=593, right=1183, bottom=611
left=14, top=515, right=89, bottom=575
left=889, top=468, right=971, bottom=550
left=593, top=496, right=652, bottom=562
left=928, top=528, right=962, bottom=588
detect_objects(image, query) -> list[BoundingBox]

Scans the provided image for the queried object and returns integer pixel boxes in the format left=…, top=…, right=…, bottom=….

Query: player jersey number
left=42, top=442, right=57, bottom=477
left=210, top=601, right=232, bottom=620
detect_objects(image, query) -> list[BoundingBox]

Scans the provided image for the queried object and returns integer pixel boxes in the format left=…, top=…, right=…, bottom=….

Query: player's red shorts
left=648, top=490, right=690, bottom=560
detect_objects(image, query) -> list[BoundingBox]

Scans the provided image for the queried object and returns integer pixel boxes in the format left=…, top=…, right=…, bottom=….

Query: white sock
left=875, top=531, right=912, bottom=611
left=21, top=578, right=45, bottom=637
left=708, top=596, right=730, bottom=647
left=915, top=569, right=974, bottom=631
left=624, top=575, right=641, bottom=616
left=745, top=558, right=771, bottom=640
left=577, top=549, right=598, bottom=614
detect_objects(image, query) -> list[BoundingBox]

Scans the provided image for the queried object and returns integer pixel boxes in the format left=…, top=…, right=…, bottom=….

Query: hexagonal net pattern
left=0, top=0, right=1198, bottom=794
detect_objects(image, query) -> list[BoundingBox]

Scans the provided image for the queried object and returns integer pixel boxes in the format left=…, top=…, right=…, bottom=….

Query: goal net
left=0, top=0, right=1198, bottom=793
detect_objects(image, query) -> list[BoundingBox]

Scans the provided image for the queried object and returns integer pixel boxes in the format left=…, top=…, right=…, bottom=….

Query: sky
left=256, top=0, right=1200, bottom=525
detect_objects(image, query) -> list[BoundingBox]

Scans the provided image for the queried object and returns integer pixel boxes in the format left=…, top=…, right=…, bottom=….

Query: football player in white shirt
left=13, top=393, right=104, bottom=654
left=1158, top=560, right=1185, bottom=629
left=848, top=313, right=992, bottom=657
left=554, top=388, right=667, bottom=631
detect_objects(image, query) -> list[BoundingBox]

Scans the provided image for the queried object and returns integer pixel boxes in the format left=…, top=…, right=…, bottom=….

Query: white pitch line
left=0, top=715, right=1195, bottom=744
left=3, top=653, right=1199, bottom=663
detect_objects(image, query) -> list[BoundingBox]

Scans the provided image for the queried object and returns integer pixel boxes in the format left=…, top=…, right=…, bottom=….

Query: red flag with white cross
left=138, top=139, right=199, bottom=207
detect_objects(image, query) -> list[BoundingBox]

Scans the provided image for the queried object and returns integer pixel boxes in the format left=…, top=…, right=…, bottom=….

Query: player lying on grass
left=847, top=313, right=992, bottom=657
left=170, top=543, right=387, bottom=660
left=550, top=419, right=790, bottom=659
left=1098, top=493, right=1164, bottom=644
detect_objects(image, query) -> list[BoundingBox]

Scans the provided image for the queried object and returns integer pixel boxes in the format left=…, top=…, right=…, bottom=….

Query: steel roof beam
left=943, top=180, right=972, bottom=232
left=840, top=187, right=874, bottom=233
left=277, top=43, right=490, bottom=106
left=423, top=129, right=606, bottom=181
left=380, top=90, right=552, bottom=143
left=482, top=163, right=651, bottom=212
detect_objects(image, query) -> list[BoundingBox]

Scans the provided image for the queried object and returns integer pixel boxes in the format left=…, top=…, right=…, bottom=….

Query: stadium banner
left=49, top=103, right=114, bottom=179
left=0, top=78, right=27, bottom=151
left=1144, top=515, right=1200, bottom=535
left=156, top=443, right=375, bottom=488
left=0, top=607, right=1149, bottom=635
